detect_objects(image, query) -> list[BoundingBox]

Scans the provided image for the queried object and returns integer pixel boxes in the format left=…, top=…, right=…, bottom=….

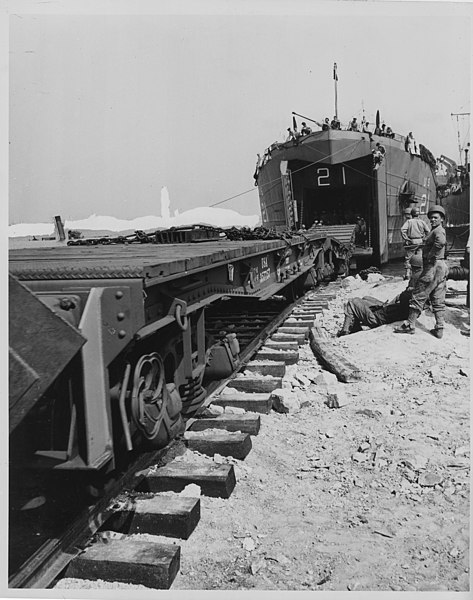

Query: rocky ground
left=56, top=274, right=470, bottom=594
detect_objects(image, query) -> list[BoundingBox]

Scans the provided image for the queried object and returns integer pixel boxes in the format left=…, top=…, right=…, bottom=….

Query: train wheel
left=131, top=352, right=183, bottom=450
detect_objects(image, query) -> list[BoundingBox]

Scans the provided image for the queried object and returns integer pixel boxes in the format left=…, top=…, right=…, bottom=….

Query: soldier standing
left=354, top=216, right=367, bottom=248
left=400, top=207, right=430, bottom=280
left=394, top=205, right=448, bottom=338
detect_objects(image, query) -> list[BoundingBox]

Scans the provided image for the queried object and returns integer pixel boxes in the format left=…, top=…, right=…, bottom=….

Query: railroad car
left=9, top=231, right=351, bottom=474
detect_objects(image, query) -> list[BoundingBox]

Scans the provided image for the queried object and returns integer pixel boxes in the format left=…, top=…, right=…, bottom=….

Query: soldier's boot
left=394, top=308, right=420, bottom=334
left=431, top=311, right=445, bottom=339
left=337, top=315, right=354, bottom=337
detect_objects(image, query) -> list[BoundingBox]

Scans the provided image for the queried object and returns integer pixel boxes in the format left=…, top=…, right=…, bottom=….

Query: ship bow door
left=374, top=168, right=388, bottom=263
left=280, top=161, right=297, bottom=229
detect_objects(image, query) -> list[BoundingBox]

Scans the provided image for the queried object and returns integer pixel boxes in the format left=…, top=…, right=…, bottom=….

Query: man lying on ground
left=337, top=290, right=412, bottom=336
left=337, top=253, right=422, bottom=337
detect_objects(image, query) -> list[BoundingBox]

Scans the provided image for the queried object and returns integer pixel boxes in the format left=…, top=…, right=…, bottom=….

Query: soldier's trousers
left=346, top=297, right=382, bottom=328
left=404, top=238, right=423, bottom=275
left=409, top=259, right=448, bottom=327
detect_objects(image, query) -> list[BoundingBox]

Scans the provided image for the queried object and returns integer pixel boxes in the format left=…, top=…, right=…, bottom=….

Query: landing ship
left=254, top=68, right=437, bottom=265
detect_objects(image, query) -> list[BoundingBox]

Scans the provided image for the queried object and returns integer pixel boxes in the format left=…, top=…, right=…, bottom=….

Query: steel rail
left=9, top=283, right=337, bottom=589
left=8, top=443, right=183, bottom=589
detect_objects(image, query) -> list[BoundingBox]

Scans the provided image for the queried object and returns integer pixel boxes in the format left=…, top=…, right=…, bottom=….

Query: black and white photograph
left=6, top=0, right=471, bottom=595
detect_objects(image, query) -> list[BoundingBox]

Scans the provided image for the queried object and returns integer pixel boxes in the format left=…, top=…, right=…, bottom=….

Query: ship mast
left=451, top=111, right=470, bottom=165
left=333, top=63, right=338, bottom=119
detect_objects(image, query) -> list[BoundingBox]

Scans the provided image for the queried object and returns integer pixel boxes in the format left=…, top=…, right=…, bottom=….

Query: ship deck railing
left=274, top=129, right=409, bottom=151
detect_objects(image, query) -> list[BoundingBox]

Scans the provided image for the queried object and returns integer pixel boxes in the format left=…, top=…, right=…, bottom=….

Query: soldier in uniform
left=337, top=253, right=422, bottom=336
left=400, top=206, right=430, bottom=280
left=394, top=205, right=448, bottom=338
left=354, top=216, right=367, bottom=247
left=337, top=292, right=411, bottom=337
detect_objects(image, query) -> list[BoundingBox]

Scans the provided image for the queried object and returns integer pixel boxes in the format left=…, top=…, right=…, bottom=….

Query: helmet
left=427, top=204, right=446, bottom=219
left=410, top=207, right=419, bottom=217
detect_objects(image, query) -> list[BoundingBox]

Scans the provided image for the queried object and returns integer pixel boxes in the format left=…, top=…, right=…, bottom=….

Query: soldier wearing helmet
left=395, top=204, right=448, bottom=338
left=400, top=206, right=430, bottom=280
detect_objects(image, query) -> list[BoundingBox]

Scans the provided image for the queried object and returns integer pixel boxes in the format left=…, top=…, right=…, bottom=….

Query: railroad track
left=9, top=281, right=340, bottom=590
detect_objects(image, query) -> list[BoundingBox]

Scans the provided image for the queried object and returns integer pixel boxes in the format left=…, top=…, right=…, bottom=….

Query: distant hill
left=9, top=206, right=260, bottom=238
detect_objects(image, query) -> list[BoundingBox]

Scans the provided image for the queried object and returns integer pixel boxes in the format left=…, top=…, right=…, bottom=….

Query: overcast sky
left=7, top=0, right=471, bottom=224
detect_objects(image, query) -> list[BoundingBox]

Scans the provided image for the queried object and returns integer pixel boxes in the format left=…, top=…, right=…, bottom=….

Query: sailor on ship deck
left=300, top=122, right=312, bottom=135
left=331, top=116, right=341, bottom=130
left=362, top=121, right=373, bottom=141
left=348, top=117, right=359, bottom=131
left=405, top=132, right=419, bottom=155
left=286, top=128, right=297, bottom=143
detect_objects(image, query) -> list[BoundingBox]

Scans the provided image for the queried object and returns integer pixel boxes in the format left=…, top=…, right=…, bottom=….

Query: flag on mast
left=333, top=63, right=338, bottom=81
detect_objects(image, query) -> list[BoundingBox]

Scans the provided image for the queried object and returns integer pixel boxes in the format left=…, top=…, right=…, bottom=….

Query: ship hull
left=439, top=186, right=470, bottom=250
left=257, top=130, right=437, bottom=264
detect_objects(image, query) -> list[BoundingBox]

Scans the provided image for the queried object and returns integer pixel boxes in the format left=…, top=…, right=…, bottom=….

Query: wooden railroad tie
left=291, top=311, right=319, bottom=318
left=277, top=326, right=310, bottom=337
left=271, top=332, right=306, bottom=345
left=264, top=340, right=298, bottom=351
left=137, top=462, right=237, bottom=498
left=66, top=539, right=180, bottom=589
left=189, top=412, right=261, bottom=435
left=245, top=360, right=286, bottom=377
left=299, top=304, right=328, bottom=309
left=183, top=430, right=252, bottom=460
left=227, top=375, right=282, bottom=393
left=256, top=349, right=299, bottom=365
left=212, top=392, right=273, bottom=414
left=284, top=318, right=314, bottom=327
left=105, top=495, right=201, bottom=539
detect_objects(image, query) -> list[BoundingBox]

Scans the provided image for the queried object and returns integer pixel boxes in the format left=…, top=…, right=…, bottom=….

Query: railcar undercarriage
left=9, top=233, right=351, bottom=473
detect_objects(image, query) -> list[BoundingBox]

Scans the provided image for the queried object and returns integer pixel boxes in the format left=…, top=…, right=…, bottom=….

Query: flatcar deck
left=9, top=237, right=309, bottom=282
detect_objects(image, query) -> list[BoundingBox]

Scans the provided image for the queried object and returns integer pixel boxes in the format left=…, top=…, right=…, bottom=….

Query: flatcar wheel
left=131, top=353, right=165, bottom=446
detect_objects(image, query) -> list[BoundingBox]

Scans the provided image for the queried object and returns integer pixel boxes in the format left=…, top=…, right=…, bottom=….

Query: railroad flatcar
left=9, top=232, right=350, bottom=473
